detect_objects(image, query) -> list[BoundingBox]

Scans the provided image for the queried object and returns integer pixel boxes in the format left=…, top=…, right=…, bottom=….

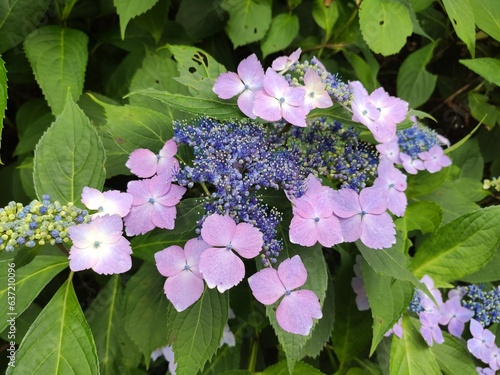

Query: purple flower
left=126, top=139, right=180, bottom=178
left=213, top=54, right=264, bottom=118
left=248, top=255, right=322, bottom=336
left=488, top=345, right=500, bottom=371
left=373, top=159, right=407, bottom=217
left=419, top=274, right=443, bottom=313
left=289, top=176, right=342, bottom=247
left=369, top=87, right=408, bottom=131
left=438, top=297, right=474, bottom=337
left=351, top=254, right=369, bottom=310
left=384, top=317, right=403, bottom=339
left=400, top=153, right=425, bottom=175
left=124, top=174, right=186, bottom=236
left=199, top=214, right=263, bottom=292
left=419, top=311, right=444, bottom=346
left=376, top=140, right=401, bottom=164
left=271, top=48, right=301, bottom=73
left=302, top=69, right=333, bottom=111
left=68, top=214, right=132, bottom=275
left=331, top=186, right=396, bottom=249
left=253, top=68, right=309, bottom=127
left=418, top=145, right=452, bottom=173
left=151, top=346, right=176, bottom=374
left=468, top=319, right=496, bottom=363
left=155, top=238, right=210, bottom=312
left=81, top=187, right=133, bottom=218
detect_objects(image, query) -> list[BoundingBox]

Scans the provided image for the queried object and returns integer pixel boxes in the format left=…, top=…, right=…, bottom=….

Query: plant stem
left=248, top=337, right=259, bottom=372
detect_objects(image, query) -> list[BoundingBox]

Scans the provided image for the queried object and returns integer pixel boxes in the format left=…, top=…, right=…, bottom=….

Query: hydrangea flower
left=468, top=319, right=496, bottom=363
left=331, top=186, right=396, bottom=249
left=212, top=53, right=264, bottom=118
left=373, top=159, right=407, bottom=217
left=68, top=214, right=132, bottom=275
left=419, top=311, right=444, bottom=346
left=438, top=297, right=474, bottom=337
left=384, top=317, right=403, bottom=339
left=253, top=68, right=309, bottom=127
left=272, top=48, right=301, bottom=73
left=151, top=345, right=176, bottom=374
left=155, top=238, right=210, bottom=312
left=248, top=255, right=322, bottom=335
left=399, top=152, right=425, bottom=175
left=199, top=214, right=263, bottom=292
left=418, top=145, right=452, bottom=173
left=126, top=139, right=180, bottom=178
left=376, top=140, right=401, bottom=164
left=302, top=69, right=333, bottom=111
left=124, top=174, right=186, bottom=236
left=81, top=187, right=133, bottom=218
left=289, top=175, right=342, bottom=247
left=352, top=255, right=369, bottom=310
left=488, top=345, right=500, bottom=371
left=419, top=274, right=444, bottom=314
left=221, top=324, right=236, bottom=347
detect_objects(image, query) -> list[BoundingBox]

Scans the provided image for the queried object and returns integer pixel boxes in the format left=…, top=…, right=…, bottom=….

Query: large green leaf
left=81, top=93, right=171, bottom=178
left=441, top=0, right=476, bottom=57
left=402, top=201, right=442, bottom=234
left=397, top=42, right=437, bottom=108
left=7, top=278, right=99, bottom=375
left=312, top=0, right=339, bottom=42
left=114, top=0, right=159, bottom=39
left=363, top=261, right=413, bottom=354
left=430, top=332, right=477, bottom=374
left=359, top=0, right=413, bottom=56
left=167, top=288, right=229, bottom=375
left=468, top=92, right=497, bottom=128
left=0, top=256, right=68, bottom=333
left=127, top=88, right=245, bottom=120
left=220, top=0, right=272, bottom=48
left=261, top=13, right=299, bottom=58
left=389, top=316, right=440, bottom=374
left=86, top=275, right=137, bottom=374
left=0, top=55, right=6, bottom=163
left=0, top=0, right=51, bottom=53
left=469, top=0, right=500, bottom=42
left=24, top=26, right=88, bottom=115
left=123, top=261, right=170, bottom=364
left=33, top=96, right=106, bottom=203
left=262, top=360, right=326, bottom=374
left=461, top=246, right=500, bottom=283
left=411, top=206, right=500, bottom=283
left=460, top=58, right=500, bottom=86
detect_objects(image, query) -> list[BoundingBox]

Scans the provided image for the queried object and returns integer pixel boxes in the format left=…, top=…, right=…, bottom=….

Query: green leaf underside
left=359, top=0, right=413, bottom=56
left=7, top=278, right=99, bottom=375
left=24, top=25, right=88, bottom=115
left=411, top=206, right=500, bottom=283
left=0, top=256, right=68, bottom=333
left=33, top=96, right=106, bottom=203
left=168, top=287, right=229, bottom=375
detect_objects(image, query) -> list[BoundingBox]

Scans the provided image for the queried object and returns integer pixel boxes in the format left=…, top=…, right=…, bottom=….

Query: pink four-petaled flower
left=199, top=214, right=263, bottom=292
left=81, top=187, right=133, bottom=218
left=126, top=139, right=180, bottom=178
left=373, top=159, right=407, bottom=217
left=418, top=145, right=452, bottom=173
left=248, top=255, right=322, bottom=336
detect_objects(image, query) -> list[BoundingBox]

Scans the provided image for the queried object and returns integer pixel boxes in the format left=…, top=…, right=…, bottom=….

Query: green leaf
left=460, top=58, right=500, bottom=86
left=0, top=256, right=68, bottom=333
left=409, top=0, right=434, bottom=12
left=7, top=278, right=99, bottom=375
left=262, top=360, right=326, bottom=374
left=389, top=316, right=440, bottom=374
left=359, top=0, right=413, bottom=56
left=406, top=167, right=453, bottom=199
left=449, top=137, right=485, bottom=180
left=261, top=13, right=299, bottom=58
left=24, top=26, right=88, bottom=115
left=430, top=332, right=477, bottom=374
left=0, top=0, right=51, bottom=53
left=127, top=88, right=245, bottom=120
left=468, top=92, right=497, bottom=128
left=461, top=246, right=500, bottom=283
left=175, top=0, right=225, bottom=40
left=124, top=262, right=170, bottom=364
left=221, top=0, right=272, bottom=48
left=411, top=206, right=500, bottom=283
left=167, top=44, right=227, bottom=98
left=0, top=55, right=6, bottom=163
left=168, top=288, right=229, bottom=375
left=469, top=0, right=500, bottom=42
left=33, top=96, right=106, bottom=203
left=362, top=261, right=413, bottom=354
left=441, top=0, right=476, bottom=57
left=114, top=0, right=159, bottom=39
left=0, top=303, right=42, bottom=345
left=130, top=198, right=203, bottom=262
left=86, top=275, right=132, bottom=375
left=312, top=0, right=339, bottom=42
left=343, top=50, right=379, bottom=92
left=81, top=93, right=172, bottom=178
left=403, top=201, right=442, bottom=234
left=397, top=42, right=437, bottom=108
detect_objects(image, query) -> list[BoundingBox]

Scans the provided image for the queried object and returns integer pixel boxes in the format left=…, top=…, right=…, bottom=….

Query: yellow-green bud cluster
left=483, top=177, right=500, bottom=192
left=0, top=195, right=89, bottom=251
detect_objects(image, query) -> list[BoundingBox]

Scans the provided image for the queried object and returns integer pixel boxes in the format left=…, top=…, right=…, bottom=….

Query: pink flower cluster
left=213, top=49, right=332, bottom=127
left=289, top=174, right=397, bottom=250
